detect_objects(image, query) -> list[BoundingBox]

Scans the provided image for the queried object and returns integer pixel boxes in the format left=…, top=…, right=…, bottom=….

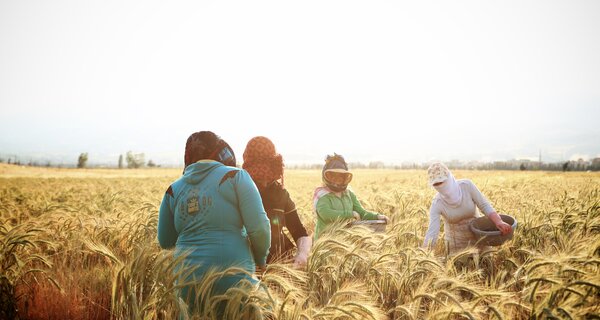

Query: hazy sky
left=1, top=0, right=599, bottom=166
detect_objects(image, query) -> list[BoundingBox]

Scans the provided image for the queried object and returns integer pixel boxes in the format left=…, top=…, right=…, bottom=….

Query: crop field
left=1, top=164, right=599, bottom=319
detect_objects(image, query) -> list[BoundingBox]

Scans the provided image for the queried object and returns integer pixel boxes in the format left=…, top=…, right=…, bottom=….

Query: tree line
left=76, top=151, right=156, bottom=169
left=0, top=152, right=157, bottom=169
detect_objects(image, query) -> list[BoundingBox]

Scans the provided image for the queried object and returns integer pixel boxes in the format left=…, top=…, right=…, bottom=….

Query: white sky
left=1, top=0, right=599, bottom=166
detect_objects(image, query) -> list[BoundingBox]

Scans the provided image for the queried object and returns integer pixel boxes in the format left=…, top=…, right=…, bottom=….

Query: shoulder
left=457, top=179, right=475, bottom=189
left=456, top=178, right=471, bottom=185
left=430, top=195, right=442, bottom=207
left=168, top=176, right=188, bottom=196
left=264, top=182, right=292, bottom=202
left=316, top=191, right=333, bottom=200
left=216, top=167, right=246, bottom=185
left=429, top=197, right=445, bottom=216
left=346, top=188, right=357, bottom=198
left=316, top=192, right=333, bottom=205
left=313, top=186, right=332, bottom=199
left=267, top=181, right=289, bottom=195
left=219, top=166, right=243, bottom=175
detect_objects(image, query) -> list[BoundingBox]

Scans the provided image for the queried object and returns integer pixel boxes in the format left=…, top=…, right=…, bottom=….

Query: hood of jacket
left=183, top=160, right=223, bottom=185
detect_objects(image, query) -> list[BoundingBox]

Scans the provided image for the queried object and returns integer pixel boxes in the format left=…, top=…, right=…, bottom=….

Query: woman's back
left=161, top=160, right=270, bottom=273
left=158, top=131, right=271, bottom=317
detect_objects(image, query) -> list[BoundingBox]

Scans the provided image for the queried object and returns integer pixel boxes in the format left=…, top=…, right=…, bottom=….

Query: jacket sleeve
left=282, top=190, right=309, bottom=242
left=158, top=187, right=178, bottom=249
left=466, top=180, right=495, bottom=216
left=422, top=201, right=442, bottom=248
left=235, top=170, right=271, bottom=266
left=350, top=190, right=379, bottom=220
left=316, top=196, right=354, bottom=222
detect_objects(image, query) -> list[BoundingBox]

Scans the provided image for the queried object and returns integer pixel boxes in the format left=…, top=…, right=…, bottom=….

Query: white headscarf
left=428, top=162, right=462, bottom=207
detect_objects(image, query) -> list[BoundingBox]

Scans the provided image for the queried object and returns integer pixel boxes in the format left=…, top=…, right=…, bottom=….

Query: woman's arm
left=281, top=190, right=309, bottom=241
left=157, top=187, right=178, bottom=249
left=466, top=180, right=511, bottom=234
left=281, top=191, right=312, bottom=268
left=285, top=210, right=309, bottom=241
left=466, top=180, right=495, bottom=215
left=349, top=191, right=379, bottom=220
left=236, top=170, right=272, bottom=267
left=422, top=203, right=442, bottom=248
left=284, top=206, right=312, bottom=268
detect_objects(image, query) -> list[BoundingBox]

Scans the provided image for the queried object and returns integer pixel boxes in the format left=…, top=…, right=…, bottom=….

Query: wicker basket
left=350, top=219, right=387, bottom=233
left=469, top=214, right=517, bottom=246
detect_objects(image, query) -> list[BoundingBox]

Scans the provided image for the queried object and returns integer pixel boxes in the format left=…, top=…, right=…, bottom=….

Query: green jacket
left=314, top=189, right=378, bottom=240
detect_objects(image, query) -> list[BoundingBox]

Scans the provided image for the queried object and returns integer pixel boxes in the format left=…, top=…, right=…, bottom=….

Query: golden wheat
left=1, top=165, right=599, bottom=319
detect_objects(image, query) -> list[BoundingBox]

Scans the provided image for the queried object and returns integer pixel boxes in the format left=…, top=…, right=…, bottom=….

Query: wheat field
left=1, top=164, right=599, bottom=319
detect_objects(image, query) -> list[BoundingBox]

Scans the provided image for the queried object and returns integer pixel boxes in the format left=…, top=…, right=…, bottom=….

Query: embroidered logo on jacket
left=182, top=187, right=213, bottom=219
left=187, top=196, right=200, bottom=214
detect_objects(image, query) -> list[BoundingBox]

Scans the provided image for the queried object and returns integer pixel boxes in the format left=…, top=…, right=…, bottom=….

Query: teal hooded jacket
left=158, top=160, right=271, bottom=308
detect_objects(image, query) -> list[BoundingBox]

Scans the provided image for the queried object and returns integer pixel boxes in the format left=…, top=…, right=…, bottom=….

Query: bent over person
left=157, top=131, right=271, bottom=315
left=422, top=162, right=511, bottom=255
left=243, top=136, right=312, bottom=268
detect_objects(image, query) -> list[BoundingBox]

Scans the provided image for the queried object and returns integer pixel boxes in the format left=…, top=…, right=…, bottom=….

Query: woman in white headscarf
left=422, top=162, right=511, bottom=255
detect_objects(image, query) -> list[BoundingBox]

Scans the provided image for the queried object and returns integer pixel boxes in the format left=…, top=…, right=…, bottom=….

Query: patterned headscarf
left=242, top=136, right=284, bottom=186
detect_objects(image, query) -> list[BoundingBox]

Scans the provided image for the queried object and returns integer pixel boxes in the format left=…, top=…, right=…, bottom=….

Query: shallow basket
left=469, top=214, right=517, bottom=246
left=350, top=220, right=387, bottom=233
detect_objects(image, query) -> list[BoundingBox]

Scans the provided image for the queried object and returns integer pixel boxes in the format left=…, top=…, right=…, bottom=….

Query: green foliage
left=126, top=151, right=145, bottom=169
left=77, top=152, right=88, bottom=168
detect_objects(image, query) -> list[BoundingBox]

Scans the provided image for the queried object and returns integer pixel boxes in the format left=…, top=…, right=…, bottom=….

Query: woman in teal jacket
left=157, top=131, right=271, bottom=315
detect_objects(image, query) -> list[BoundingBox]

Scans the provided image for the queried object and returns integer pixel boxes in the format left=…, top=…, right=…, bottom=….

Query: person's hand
left=292, top=252, right=308, bottom=269
left=293, top=236, right=312, bottom=269
left=488, top=212, right=512, bottom=235
left=495, top=221, right=512, bottom=235
left=352, top=211, right=361, bottom=220
left=376, top=214, right=389, bottom=224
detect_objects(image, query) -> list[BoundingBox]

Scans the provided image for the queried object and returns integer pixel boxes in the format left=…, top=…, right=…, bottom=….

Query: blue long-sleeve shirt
left=158, top=160, right=271, bottom=306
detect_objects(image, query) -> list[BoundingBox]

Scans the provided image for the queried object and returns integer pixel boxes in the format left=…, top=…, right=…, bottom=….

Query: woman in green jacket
left=312, top=153, right=389, bottom=240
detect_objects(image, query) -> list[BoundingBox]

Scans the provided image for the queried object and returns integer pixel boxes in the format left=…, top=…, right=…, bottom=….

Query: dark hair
left=183, top=131, right=237, bottom=169
left=184, top=131, right=219, bottom=167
